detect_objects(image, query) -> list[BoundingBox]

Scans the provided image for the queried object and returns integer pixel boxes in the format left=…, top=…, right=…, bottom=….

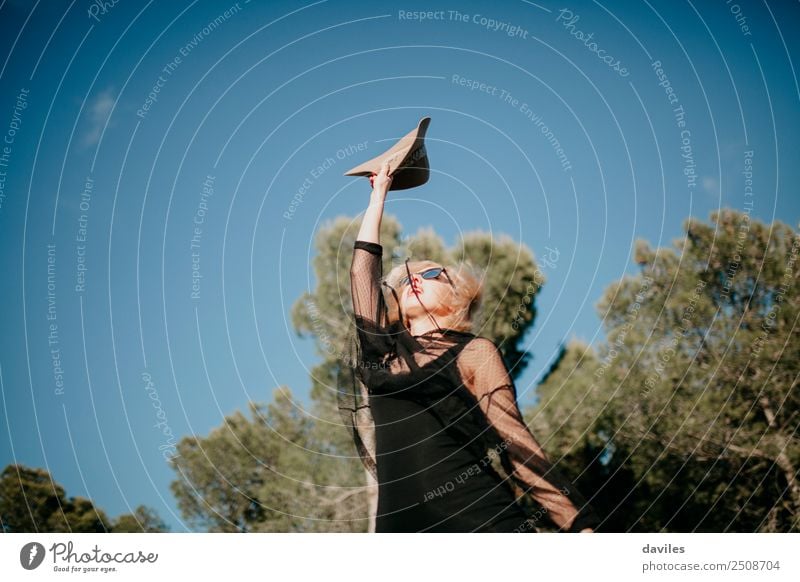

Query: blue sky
left=0, top=0, right=798, bottom=532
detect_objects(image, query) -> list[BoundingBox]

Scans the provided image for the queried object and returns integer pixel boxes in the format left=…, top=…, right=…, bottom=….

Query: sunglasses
left=399, top=259, right=455, bottom=288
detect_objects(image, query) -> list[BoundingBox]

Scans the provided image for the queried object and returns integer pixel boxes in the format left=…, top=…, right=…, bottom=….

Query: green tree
left=112, top=505, right=170, bottom=533
left=530, top=340, right=642, bottom=532
left=532, top=210, right=799, bottom=531
left=291, top=215, right=543, bottom=381
left=169, top=214, right=545, bottom=532
left=0, top=464, right=167, bottom=532
left=291, top=214, right=544, bottom=530
left=169, top=386, right=367, bottom=532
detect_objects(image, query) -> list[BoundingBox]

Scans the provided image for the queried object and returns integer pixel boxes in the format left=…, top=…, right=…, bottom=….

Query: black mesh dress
left=338, top=240, right=600, bottom=533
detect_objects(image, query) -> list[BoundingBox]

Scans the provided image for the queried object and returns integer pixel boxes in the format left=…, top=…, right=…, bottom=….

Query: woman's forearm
left=356, top=160, right=392, bottom=244
left=356, top=190, right=386, bottom=244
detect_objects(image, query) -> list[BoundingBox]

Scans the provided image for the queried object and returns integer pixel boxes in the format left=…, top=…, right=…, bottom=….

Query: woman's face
left=399, top=265, right=455, bottom=320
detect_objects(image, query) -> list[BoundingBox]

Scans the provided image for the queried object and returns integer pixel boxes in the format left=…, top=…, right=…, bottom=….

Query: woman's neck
left=407, top=316, right=447, bottom=336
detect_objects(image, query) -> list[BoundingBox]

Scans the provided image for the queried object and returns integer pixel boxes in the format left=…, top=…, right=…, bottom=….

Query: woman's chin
left=403, top=304, right=451, bottom=323
left=402, top=305, right=423, bottom=318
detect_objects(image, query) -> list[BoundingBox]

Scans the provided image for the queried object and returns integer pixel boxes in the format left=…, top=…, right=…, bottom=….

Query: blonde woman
left=340, top=160, right=598, bottom=533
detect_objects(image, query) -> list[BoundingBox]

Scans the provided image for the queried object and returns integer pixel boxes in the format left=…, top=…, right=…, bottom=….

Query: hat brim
left=344, top=117, right=431, bottom=191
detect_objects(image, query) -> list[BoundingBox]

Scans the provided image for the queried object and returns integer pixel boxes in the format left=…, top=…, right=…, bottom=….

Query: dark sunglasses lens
left=400, top=268, right=446, bottom=286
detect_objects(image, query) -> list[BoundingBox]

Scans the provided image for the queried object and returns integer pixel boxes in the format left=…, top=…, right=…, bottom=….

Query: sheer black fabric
left=337, top=239, right=600, bottom=532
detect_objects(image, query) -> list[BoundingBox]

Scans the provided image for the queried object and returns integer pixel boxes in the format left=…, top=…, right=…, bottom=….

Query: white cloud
left=702, top=176, right=718, bottom=197
left=81, top=87, right=115, bottom=147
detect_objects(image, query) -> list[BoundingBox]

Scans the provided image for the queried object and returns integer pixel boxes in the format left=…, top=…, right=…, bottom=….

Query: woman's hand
left=580, top=528, right=594, bottom=533
left=369, top=159, right=393, bottom=198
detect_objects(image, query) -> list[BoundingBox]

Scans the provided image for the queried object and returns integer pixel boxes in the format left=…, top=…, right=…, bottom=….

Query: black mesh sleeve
left=458, top=337, right=601, bottom=532
left=350, top=240, right=396, bottom=364
left=337, top=240, right=399, bottom=482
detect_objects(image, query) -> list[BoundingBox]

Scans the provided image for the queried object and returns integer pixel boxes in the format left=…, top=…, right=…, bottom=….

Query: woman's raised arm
left=349, top=161, right=396, bottom=362
left=355, top=159, right=392, bottom=244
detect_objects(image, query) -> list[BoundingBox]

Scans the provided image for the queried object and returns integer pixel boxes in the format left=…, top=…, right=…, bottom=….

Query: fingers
left=368, top=160, right=393, bottom=193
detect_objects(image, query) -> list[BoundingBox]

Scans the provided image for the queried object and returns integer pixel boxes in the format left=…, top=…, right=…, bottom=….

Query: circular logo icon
left=20, top=542, right=46, bottom=570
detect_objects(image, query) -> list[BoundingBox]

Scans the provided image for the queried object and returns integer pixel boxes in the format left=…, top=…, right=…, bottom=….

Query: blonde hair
left=382, top=259, right=484, bottom=332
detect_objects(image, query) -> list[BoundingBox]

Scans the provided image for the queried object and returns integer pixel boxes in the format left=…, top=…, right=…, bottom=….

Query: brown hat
left=344, top=117, right=431, bottom=190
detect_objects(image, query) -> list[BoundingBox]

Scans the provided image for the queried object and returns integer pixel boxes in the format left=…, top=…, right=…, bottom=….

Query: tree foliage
left=532, top=210, right=800, bottom=531
left=169, top=387, right=368, bottom=532
left=111, top=505, right=170, bottom=533
left=170, top=213, right=543, bottom=531
left=0, top=464, right=168, bottom=532
left=168, top=208, right=797, bottom=532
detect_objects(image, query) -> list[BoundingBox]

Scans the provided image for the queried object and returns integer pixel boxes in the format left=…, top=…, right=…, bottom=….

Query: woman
left=340, top=160, right=599, bottom=533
